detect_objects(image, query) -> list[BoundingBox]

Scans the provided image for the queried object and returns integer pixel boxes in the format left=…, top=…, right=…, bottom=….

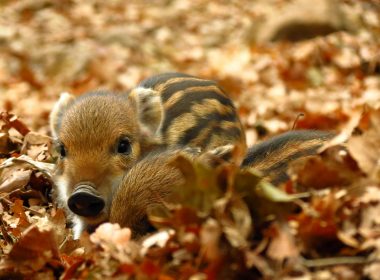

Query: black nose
left=68, top=185, right=105, bottom=217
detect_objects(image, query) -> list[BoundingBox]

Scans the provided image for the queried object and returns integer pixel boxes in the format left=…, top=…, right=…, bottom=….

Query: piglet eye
left=58, top=143, right=66, bottom=158
left=117, top=138, right=131, bottom=154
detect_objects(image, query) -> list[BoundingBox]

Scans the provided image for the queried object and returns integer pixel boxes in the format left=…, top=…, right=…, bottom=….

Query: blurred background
left=0, top=0, right=379, bottom=145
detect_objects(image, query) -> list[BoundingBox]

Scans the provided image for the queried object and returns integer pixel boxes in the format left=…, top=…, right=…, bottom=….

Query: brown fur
left=128, top=87, right=163, bottom=143
left=140, top=73, right=246, bottom=153
left=108, top=130, right=334, bottom=237
left=50, top=93, right=75, bottom=138
left=51, top=92, right=143, bottom=237
left=166, top=113, right=198, bottom=144
left=109, top=150, right=188, bottom=236
left=50, top=73, right=247, bottom=238
left=249, top=139, right=324, bottom=171
left=242, top=130, right=334, bottom=183
left=164, top=85, right=226, bottom=110
left=155, top=76, right=211, bottom=93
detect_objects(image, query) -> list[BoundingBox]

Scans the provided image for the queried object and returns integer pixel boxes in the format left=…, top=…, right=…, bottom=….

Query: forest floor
left=0, top=0, right=380, bottom=279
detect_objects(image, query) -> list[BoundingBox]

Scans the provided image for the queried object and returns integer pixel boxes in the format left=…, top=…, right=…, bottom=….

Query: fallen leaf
left=266, top=222, right=299, bottom=261
left=0, top=169, right=32, bottom=193
left=347, top=108, right=380, bottom=176
left=0, top=112, right=30, bottom=136
left=9, top=225, right=60, bottom=270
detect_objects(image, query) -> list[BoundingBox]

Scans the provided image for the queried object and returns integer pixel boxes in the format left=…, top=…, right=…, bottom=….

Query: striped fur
left=242, top=130, right=334, bottom=183
left=110, top=130, right=334, bottom=237
left=133, top=73, right=246, bottom=152
left=50, top=72, right=247, bottom=238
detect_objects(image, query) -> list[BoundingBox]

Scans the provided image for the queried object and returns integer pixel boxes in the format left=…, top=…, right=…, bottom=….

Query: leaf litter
left=0, top=0, right=380, bottom=279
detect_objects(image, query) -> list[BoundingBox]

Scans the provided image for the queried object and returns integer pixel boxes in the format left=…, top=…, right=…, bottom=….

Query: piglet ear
left=50, top=92, right=75, bottom=138
left=128, top=87, right=164, bottom=144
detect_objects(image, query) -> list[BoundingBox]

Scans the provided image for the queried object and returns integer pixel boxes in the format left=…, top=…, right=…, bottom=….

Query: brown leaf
left=20, top=132, right=53, bottom=162
left=200, top=218, right=222, bottom=262
left=9, top=225, right=59, bottom=270
left=266, top=222, right=299, bottom=261
left=0, top=154, right=55, bottom=178
left=347, top=109, right=380, bottom=176
left=168, top=155, right=224, bottom=215
left=319, top=108, right=362, bottom=152
left=296, top=112, right=345, bottom=131
left=213, top=195, right=252, bottom=248
left=291, top=147, right=361, bottom=190
left=60, top=256, right=86, bottom=280
left=0, top=112, right=30, bottom=136
left=11, top=199, right=30, bottom=229
left=49, top=208, right=68, bottom=246
left=0, top=132, right=17, bottom=155
left=140, top=259, right=161, bottom=277
left=357, top=187, right=380, bottom=239
left=290, top=191, right=342, bottom=253
left=0, top=169, right=32, bottom=193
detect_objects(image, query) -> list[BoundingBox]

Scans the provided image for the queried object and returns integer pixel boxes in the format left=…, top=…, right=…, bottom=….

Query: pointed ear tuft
left=129, top=87, right=164, bottom=140
left=50, top=92, right=75, bottom=138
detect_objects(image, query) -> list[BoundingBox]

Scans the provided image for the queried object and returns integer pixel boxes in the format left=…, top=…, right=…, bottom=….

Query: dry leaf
left=0, top=169, right=32, bottom=193
left=266, top=222, right=299, bottom=261
left=347, top=109, right=380, bottom=176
